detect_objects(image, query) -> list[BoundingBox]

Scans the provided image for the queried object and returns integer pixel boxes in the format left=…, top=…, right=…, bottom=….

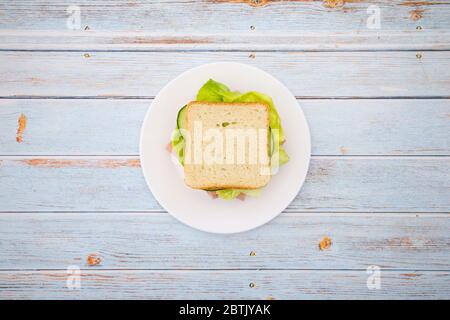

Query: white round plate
left=140, top=62, right=311, bottom=234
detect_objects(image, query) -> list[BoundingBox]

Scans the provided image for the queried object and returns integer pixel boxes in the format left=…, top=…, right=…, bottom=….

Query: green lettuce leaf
left=171, top=129, right=185, bottom=165
left=196, top=79, right=232, bottom=102
left=174, top=79, right=289, bottom=200
left=278, top=147, right=290, bottom=165
left=216, top=188, right=262, bottom=200
left=215, top=189, right=242, bottom=200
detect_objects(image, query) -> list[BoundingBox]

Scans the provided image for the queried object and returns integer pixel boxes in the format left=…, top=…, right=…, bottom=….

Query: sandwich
left=170, top=79, right=289, bottom=200
left=184, top=101, right=271, bottom=190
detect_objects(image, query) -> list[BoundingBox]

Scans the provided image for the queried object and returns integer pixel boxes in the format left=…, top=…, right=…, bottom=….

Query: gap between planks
left=0, top=211, right=448, bottom=217
left=1, top=49, right=450, bottom=53
left=1, top=96, right=450, bottom=100
left=0, top=269, right=448, bottom=272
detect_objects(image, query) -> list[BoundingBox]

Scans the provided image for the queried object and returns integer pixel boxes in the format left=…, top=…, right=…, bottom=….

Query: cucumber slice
left=269, top=128, right=275, bottom=156
left=177, top=105, right=187, bottom=130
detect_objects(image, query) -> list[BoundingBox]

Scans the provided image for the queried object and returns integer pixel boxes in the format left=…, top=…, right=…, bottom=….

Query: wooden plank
left=1, top=1, right=450, bottom=50
left=1, top=51, right=450, bottom=98
left=0, top=212, right=448, bottom=270
left=304, top=99, right=450, bottom=156
left=0, top=270, right=448, bottom=299
left=6, top=0, right=449, bottom=32
left=1, top=99, right=449, bottom=156
left=0, top=157, right=448, bottom=212
left=0, top=99, right=148, bottom=155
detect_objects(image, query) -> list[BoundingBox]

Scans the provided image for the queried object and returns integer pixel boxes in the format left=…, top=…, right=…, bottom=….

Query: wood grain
left=2, top=51, right=450, bottom=98
left=8, top=0, right=449, bottom=32
left=0, top=270, right=448, bottom=299
left=0, top=157, right=448, bottom=212
left=0, top=99, right=449, bottom=156
left=1, top=0, right=449, bottom=301
left=1, top=1, right=450, bottom=50
left=0, top=212, right=448, bottom=270
left=2, top=31, right=450, bottom=51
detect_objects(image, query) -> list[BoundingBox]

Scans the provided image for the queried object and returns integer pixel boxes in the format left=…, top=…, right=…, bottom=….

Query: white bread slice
left=184, top=101, right=271, bottom=190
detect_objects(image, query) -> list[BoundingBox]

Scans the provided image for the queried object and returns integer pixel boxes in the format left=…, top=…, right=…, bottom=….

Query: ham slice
left=207, top=191, right=218, bottom=199
left=166, top=142, right=173, bottom=153
left=237, top=193, right=246, bottom=201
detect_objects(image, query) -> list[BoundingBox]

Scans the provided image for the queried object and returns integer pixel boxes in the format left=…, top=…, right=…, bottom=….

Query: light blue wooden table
left=0, top=0, right=449, bottom=299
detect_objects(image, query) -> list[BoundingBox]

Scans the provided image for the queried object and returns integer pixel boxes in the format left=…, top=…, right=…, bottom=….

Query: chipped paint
left=87, top=253, right=102, bottom=266
left=323, top=0, right=345, bottom=8
left=212, top=0, right=270, bottom=7
left=401, top=1, right=448, bottom=6
left=16, top=113, right=27, bottom=143
left=387, top=237, right=417, bottom=249
left=21, top=159, right=141, bottom=168
left=319, top=236, right=332, bottom=250
left=247, top=0, right=269, bottom=7
left=401, top=273, right=422, bottom=277
left=97, top=159, right=141, bottom=168
left=130, top=37, right=210, bottom=45
left=410, top=8, right=424, bottom=20
left=395, top=237, right=413, bottom=248
left=213, top=0, right=363, bottom=7
left=28, top=77, right=44, bottom=84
